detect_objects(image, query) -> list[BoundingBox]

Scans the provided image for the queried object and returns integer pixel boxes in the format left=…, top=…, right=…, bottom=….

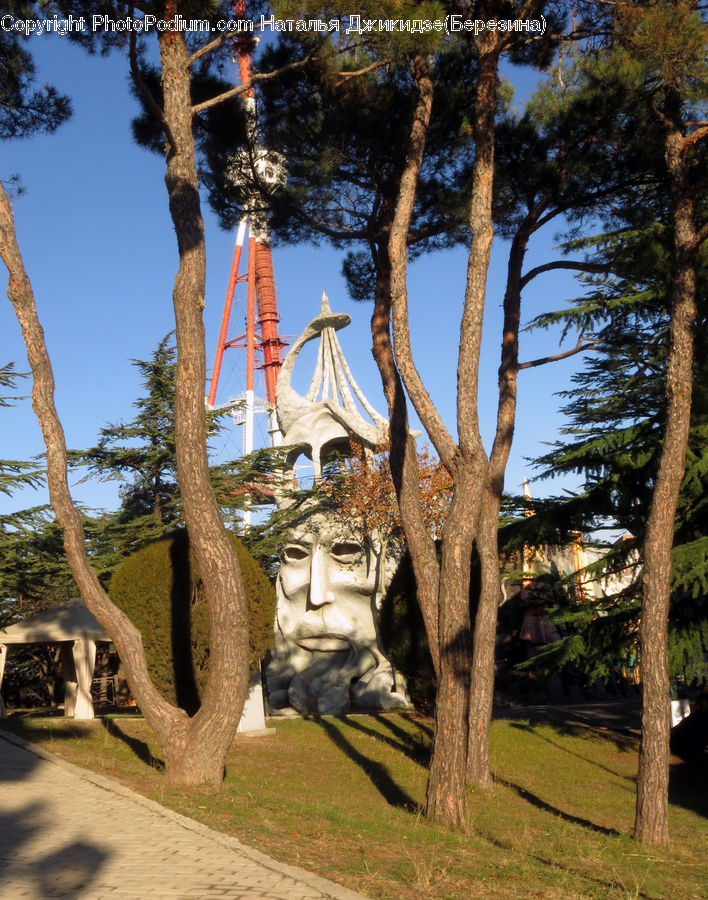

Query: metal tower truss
left=207, top=0, right=286, bottom=461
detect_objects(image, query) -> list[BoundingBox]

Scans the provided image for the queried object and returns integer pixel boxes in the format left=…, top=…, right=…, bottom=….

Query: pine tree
left=75, top=335, right=180, bottom=526
left=199, top=2, right=630, bottom=825
left=522, top=226, right=706, bottom=680
left=0, top=509, right=77, bottom=613
left=203, top=30, right=478, bottom=278
left=2, top=0, right=279, bottom=787
left=70, top=333, right=284, bottom=577
left=526, top=0, right=708, bottom=843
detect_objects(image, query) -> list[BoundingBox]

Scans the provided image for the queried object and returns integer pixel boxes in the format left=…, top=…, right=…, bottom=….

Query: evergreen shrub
left=109, top=529, right=276, bottom=713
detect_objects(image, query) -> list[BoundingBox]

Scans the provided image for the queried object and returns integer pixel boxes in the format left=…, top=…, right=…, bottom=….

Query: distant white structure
left=0, top=600, right=269, bottom=733
left=0, top=600, right=109, bottom=720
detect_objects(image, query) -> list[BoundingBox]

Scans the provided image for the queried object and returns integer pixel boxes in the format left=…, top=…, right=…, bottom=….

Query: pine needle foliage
left=199, top=26, right=480, bottom=292
left=0, top=3, right=71, bottom=139
left=0, top=507, right=78, bottom=614
left=73, top=334, right=179, bottom=526
left=0, top=362, right=43, bottom=496
left=525, top=216, right=708, bottom=687
left=68, top=335, right=276, bottom=577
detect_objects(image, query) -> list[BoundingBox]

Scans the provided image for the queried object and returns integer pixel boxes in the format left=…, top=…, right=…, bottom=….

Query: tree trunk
left=0, top=182, right=186, bottom=752
left=373, top=231, right=475, bottom=829
left=424, top=470, right=477, bottom=828
left=455, top=31, right=500, bottom=790
left=370, top=247, right=441, bottom=675
left=467, top=213, right=538, bottom=784
left=0, top=8, right=252, bottom=789
left=467, top=496, right=498, bottom=787
left=382, top=33, right=503, bottom=827
left=634, top=113, right=699, bottom=846
left=156, top=17, right=250, bottom=786
left=385, top=56, right=479, bottom=829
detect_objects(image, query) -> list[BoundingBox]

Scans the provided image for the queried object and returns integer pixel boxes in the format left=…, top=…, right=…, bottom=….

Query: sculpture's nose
left=308, top=547, right=333, bottom=609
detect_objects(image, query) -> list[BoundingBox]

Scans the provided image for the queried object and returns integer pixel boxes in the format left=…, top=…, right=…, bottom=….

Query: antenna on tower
left=207, top=0, right=287, bottom=460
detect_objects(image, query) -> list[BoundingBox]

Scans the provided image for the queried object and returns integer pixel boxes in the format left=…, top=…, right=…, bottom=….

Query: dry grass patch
left=2, top=711, right=705, bottom=900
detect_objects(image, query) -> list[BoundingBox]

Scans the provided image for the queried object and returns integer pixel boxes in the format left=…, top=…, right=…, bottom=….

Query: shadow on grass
left=313, top=716, right=421, bottom=812
left=5, top=708, right=66, bottom=719
left=400, top=711, right=434, bottom=740
left=525, top=846, right=662, bottom=900
left=100, top=719, right=164, bottom=772
left=477, top=828, right=662, bottom=900
left=669, top=756, right=708, bottom=819
left=374, top=712, right=433, bottom=756
left=342, top=714, right=430, bottom=768
left=554, top=722, right=637, bottom=753
left=494, top=776, right=621, bottom=837
left=0, top=718, right=96, bottom=747
left=507, top=721, right=636, bottom=784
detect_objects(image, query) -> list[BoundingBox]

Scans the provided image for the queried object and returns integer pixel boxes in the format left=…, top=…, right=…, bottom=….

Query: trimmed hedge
left=109, top=529, right=275, bottom=713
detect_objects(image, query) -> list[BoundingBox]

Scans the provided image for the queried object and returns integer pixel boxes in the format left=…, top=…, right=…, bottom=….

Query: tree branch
left=188, top=32, right=231, bottom=66
left=681, top=123, right=708, bottom=151
left=518, top=337, right=600, bottom=370
left=129, top=12, right=175, bottom=154
left=520, top=259, right=611, bottom=290
left=0, top=182, right=179, bottom=734
left=457, top=31, right=499, bottom=459
left=687, top=219, right=708, bottom=256
left=336, top=59, right=390, bottom=83
left=389, top=56, right=458, bottom=472
left=191, top=54, right=315, bottom=115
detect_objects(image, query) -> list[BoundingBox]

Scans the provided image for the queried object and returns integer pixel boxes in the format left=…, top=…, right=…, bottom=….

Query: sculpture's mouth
left=293, top=627, right=353, bottom=653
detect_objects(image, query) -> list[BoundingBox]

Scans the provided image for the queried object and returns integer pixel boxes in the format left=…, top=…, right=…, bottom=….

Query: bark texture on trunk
left=387, top=57, right=476, bottom=829
left=389, top=59, right=457, bottom=473
left=158, top=23, right=250, bottom=786
left=0, top=183, right=184, bottom=749
left=424, top=468, right=477, bottom=827
left=456, top=36, right=497, bottom=463
left=466, top=497, right=498, bottom=787
left=383, top=33, right=502, bottom=828
left=370, top=249, right=441, bottom=675
left=634, top=110, right=699, bottom=846
left=467, top=211, right=539, bottom=784
left=455, top=31, right=500, bottom=791
left=0, top=10, right=252, bottom=790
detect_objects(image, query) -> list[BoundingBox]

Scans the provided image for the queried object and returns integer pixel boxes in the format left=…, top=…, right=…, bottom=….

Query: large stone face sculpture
left=267, top=515, right=407, bottom=715
left=265, top=293, right=407, bottom=715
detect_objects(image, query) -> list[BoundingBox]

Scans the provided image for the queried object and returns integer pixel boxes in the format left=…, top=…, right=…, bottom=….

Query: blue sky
left=0, top=30, right=587, bottom=518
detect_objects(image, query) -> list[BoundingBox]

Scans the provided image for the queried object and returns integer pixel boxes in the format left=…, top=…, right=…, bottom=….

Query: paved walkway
left=0, top=730, right=370, bottom=900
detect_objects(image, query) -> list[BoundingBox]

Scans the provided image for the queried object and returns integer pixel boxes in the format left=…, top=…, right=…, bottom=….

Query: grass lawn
left=1, top=711, right=705, bottom=900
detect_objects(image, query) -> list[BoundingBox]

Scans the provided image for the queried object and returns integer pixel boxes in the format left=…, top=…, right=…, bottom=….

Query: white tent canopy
left=0, top=600, right=110, bottom=719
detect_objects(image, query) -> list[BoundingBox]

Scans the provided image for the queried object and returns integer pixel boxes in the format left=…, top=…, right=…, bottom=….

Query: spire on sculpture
left=275, top=291, right=388, bottom=482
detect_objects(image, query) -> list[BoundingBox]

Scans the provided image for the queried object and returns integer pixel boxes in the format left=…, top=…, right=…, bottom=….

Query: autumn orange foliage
left=323, top=442, right=452, bottom=543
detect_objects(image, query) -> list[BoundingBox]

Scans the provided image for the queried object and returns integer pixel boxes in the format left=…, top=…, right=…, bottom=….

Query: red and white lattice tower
left=207, top=0, right=286, bottom=460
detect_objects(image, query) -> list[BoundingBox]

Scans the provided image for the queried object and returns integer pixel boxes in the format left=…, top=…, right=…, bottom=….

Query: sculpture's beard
left=287, top=628, right=378, bottom=716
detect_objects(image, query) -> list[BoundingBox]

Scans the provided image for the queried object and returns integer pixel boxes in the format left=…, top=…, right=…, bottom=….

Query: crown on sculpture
left=275, top=291, right=388, bottom=483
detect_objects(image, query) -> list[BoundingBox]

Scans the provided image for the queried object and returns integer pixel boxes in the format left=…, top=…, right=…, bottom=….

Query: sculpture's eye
left=282, top=545, right=309, bottom=562
left=330, top=541, right=363, bottom=563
